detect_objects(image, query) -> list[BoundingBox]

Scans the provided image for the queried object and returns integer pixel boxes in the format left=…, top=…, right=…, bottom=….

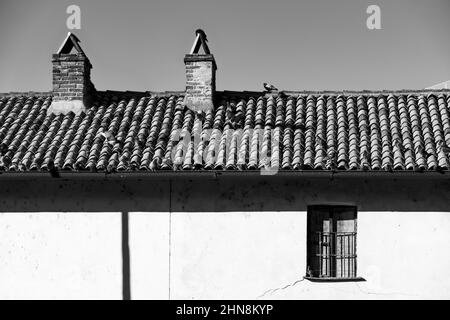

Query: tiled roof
left=1, top=90, right=450, bottom=173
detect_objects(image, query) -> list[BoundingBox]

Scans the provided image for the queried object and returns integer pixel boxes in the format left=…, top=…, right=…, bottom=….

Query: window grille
left=312, top=231, right=357, bottom=278
left=307, top=206, right=358, bottom=279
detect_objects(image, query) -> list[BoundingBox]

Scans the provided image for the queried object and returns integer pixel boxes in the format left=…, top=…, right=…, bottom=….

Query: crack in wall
left=257, top=278, right=306, bottom=299
left=257, top=277, right=419, bottom=299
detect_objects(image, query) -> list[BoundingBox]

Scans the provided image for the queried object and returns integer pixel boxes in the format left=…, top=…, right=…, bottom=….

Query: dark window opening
left=306, top=205, right=359, bottom=280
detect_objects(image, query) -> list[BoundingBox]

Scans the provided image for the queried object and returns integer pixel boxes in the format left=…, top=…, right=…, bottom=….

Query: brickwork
left=184, top=54, right=216, bottom=112
left=52, top=53, right=95, bottom=108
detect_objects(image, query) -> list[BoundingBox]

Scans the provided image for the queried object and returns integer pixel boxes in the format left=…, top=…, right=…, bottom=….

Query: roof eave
left=0, top=170, right=448, bottom=181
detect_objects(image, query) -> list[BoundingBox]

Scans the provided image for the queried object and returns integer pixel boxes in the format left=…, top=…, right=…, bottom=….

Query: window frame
left=305, top=205, right=365, bottom=282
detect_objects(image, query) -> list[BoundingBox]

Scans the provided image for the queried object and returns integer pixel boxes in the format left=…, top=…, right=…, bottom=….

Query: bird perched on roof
left=263, top=83, right=278, bottom=92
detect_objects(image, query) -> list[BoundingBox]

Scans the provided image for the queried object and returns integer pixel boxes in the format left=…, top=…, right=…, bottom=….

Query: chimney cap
left=56, top=32, right=86, bottom=56
left=190, top=29, right=211, bottom=55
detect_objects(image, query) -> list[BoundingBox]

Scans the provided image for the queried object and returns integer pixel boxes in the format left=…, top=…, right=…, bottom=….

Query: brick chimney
left=184, top=29, right=217, bottom=112
left=49, top=32, right=96, bottom=114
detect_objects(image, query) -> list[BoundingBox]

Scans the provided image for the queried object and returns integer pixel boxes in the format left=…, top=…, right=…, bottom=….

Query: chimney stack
left=184, top=29, right=217, bottom=112
left=49, top=32, right=96, bottom=114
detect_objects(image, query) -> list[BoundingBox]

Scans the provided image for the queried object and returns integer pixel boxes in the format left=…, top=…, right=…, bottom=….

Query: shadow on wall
left=0, top=175, right=448, bottom=212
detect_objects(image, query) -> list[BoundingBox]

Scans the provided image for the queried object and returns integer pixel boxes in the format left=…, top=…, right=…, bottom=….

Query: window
left=306, top=205, right=362, bottom=281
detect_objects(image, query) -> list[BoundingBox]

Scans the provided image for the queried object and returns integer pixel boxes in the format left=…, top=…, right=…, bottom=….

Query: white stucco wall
left=0, top=213, right=122, bottom=300
left=1, top=211, right=450, bottom=299
left=129, top=212, right=169, bottom=299
left=135, top=211, right=450, bottom=300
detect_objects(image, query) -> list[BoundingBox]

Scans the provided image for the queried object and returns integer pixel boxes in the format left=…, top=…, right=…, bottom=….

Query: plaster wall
left=0, top=176, right=449, bottom=299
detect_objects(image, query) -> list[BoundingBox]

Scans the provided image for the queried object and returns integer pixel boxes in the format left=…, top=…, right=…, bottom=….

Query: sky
left=0, top=0, right=450, bottom=93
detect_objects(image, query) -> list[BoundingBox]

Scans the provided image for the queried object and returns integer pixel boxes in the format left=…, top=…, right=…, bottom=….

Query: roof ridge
left=2, top=88, right=449, bottom=99
left=97, top=90, right=185, bottom=97
left=0, top=91, right=52, bottom=97
left=218, top=89, right=450, bottom=97
left=282, top=89, right=450, bottom=95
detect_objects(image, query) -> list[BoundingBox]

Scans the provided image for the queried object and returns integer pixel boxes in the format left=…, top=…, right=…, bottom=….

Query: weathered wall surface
left=0, top=213, right=122, bottom=299
left=167, top=211, right=450, bottom=299
left=0, top=175, right=449, bottom=299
